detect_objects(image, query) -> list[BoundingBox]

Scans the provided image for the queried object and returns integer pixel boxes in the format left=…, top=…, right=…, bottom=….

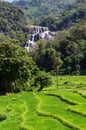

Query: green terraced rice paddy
left=43, top=75, right=86, bottom=90
left=0, top=76, right=86, bottom=130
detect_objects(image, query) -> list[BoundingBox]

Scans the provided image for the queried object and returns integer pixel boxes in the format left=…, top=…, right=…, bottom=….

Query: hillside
left=0, top=1, right=27, bottom=45
left=13, top=0, right=77, bottom=24
left=40, top=0, right=86, bottom=30
left=13, top=0, right=86, bottom=31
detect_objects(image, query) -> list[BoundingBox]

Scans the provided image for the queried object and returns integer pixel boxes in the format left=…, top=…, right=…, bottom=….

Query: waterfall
left=25, top=26, right=55, bottom=51
left=31, top=34, right=35, bottom=41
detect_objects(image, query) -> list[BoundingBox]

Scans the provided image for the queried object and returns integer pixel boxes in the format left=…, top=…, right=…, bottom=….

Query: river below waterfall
left=25, top=26, right=55, bottom=51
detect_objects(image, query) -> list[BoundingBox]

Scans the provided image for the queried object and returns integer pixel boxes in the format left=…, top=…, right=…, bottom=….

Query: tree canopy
left=0, top=1, right=28, bottom=45
left=30, top=24, right=86, bottom=75
left=0, top=41, right=38, bottom=92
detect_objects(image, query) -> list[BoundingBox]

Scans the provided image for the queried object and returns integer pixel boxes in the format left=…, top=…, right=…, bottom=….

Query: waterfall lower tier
left=25, top=40, right=36, bottom=51
left=25, top=26, right=55, bottom=51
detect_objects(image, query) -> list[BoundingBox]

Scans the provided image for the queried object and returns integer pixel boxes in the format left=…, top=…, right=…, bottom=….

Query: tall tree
left=0, top=41, right=38, bottom=92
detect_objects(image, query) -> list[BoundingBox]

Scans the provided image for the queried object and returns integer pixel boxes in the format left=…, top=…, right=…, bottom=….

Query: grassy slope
left=0, top=76, right=86, bottom=130
left=43, top=75, right=86, bottom=90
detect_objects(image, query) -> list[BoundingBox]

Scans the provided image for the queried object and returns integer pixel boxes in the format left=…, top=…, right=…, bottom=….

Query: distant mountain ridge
left=13, top=0, right=86, bottom=31
left=40, top=0, right=86, bottom=30
left=13, top=0, right=77, bottom=24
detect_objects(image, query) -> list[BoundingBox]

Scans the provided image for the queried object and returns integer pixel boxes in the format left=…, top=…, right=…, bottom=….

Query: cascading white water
left=31, top=34, right=35, bottom=41
left=25, top=26, right=55, bottom=51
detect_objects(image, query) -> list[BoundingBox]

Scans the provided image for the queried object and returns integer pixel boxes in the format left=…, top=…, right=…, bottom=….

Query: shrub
left=34, top=72, right=52, bottom=91
left=0, top=113, right=7, bottom=122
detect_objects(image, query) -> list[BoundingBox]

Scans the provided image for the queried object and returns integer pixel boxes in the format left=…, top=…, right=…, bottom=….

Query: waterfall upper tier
left=25, top=26, right=55, bottom=51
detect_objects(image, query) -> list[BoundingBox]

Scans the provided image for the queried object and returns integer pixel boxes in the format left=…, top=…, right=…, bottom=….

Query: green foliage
left=0, top=41, right=39, bottom=92
left=0, top=1, right=27, bottom=45
left=69, top=25, right=86, bottom=41
left=9, top=0, right=86, bottom=31
left=13, top=0, right=77, bottom=25
left=57, top=39, right=84, bottom=74
left=31, top=40, right=63, bottom=72
left=30, top=22, right=86, bottom=74
left=40, top=15, right=60, bottom=31
left=40, top=0, right=86, bottom=30
left=34, top=71, right=52, bottom=91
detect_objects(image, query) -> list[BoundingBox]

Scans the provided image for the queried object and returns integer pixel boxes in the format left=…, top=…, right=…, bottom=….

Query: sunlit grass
left=43, top=75, right=86, bottom=91
left=0, top=76, right=86, bottom=130
left=36, top=91, right=86, bottom=129
left=19, top=92, right=70, bottom=130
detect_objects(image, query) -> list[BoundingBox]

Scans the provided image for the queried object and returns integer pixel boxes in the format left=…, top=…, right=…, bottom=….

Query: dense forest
left=0, top=0, right=86, bottom=93
left=31, top=24, right=86, bottom=74
left=0, top=1, right=27, bottom=45
left=13, top=0, right=86, bottom=28
left=40, top=0, right=86, bottom=30
left=13, top=0, right=77, bottom=24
